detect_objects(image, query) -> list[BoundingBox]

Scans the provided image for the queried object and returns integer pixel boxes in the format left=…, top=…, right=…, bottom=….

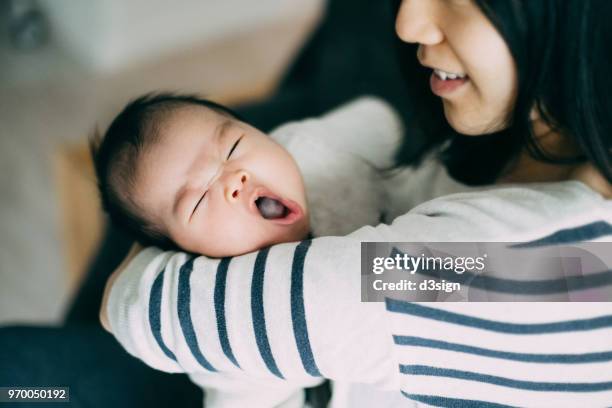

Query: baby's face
left=134, top=106, right=309, bottom=257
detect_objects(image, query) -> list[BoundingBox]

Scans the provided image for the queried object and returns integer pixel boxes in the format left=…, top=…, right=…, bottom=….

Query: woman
left=102, top=0, right=612, bottom=406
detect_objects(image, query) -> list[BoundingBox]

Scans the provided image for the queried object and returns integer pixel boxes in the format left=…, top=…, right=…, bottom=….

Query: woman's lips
left=430, top=71, right=469, bottom=96
left=249, top=187, right=304, bottom=226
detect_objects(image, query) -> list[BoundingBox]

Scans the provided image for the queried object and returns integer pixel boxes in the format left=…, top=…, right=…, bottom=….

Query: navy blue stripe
left=393, top=335, right=612, bottom=363
left=390, top=246, right=612, bottom=294
left=290, top=239, right=321, bottom=377
left=251, top=247, right=284, bottom=379
left=214, top=257, right=240, bottom=368
left=511, top=221, right=612, bottom=248
left=400, top=364, right=612, bottom=392
left=402, top=391, right=515, bottom=408
left=177, top=258, right=216, bottom=371
left=386, top=299, right=612, bottom=334
left=148, top=269, right=177, bottom=361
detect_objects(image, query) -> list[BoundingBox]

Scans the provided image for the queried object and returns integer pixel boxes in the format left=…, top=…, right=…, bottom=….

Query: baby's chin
left=186, top=219, right=311, bottom=258
left=250, top=218, right=311, bottom=252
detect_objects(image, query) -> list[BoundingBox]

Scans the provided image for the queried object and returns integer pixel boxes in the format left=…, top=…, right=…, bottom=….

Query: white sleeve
left=270, top=95, right=404, bottom=169
left=269, top=96, right=405, bottom=236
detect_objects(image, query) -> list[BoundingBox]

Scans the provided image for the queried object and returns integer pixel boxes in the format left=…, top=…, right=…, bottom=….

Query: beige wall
left=39, top=0, right=324, bottom=72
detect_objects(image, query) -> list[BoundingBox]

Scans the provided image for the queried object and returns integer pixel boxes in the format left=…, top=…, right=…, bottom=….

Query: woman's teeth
left=434, top=69, right=467, bottom=80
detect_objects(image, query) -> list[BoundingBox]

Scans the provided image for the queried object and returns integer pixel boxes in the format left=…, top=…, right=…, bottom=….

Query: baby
left=92, top=93, right=314, bottom=258
left=93, top=92, right=403, bottom=408
left=91, top=93, right=403, bottom=259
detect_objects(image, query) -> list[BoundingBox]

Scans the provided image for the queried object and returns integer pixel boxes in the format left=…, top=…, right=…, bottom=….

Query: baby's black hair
left=90, top=92, right=242, bottom=249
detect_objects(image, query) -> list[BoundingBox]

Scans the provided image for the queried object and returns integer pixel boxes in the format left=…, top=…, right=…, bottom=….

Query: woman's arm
left=99, top=178, right=516, bottom=381
left=102, top=228, right=403, bottom=386
left=99, top=182, right=511, bottom=383
left=101, top=182, right=612, bottom=406
left=100, top=242, right=142, bottom=332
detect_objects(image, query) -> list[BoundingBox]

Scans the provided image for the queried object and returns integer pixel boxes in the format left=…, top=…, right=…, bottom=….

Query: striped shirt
left=107, top=178, right=612, bottom=407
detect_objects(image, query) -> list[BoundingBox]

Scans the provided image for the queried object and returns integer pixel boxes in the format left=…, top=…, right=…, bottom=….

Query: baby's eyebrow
left=170, top=118, right=232, bottom=218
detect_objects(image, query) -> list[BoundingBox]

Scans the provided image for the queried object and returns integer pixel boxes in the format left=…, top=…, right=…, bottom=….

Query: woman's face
left=396, top=0, right=517, bottom=135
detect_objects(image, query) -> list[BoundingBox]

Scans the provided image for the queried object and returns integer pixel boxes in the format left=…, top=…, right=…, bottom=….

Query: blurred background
left=0, top=0, right=325, bottom=325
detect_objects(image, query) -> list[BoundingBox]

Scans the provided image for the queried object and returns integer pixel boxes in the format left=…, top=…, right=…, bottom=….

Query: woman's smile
left=398, top=0, right=518, bottom=135
left=429, top=68, right=470, bottom=96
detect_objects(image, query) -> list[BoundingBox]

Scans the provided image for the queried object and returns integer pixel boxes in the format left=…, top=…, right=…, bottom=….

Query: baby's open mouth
left=255, top=197, right=289, bottom=219
left=250, top=188, right=303, bottom=225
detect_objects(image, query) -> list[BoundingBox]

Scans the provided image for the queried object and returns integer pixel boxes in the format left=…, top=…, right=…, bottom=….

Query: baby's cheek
left=216, top=216, right=270, bottom=255
left=170, top=217, right=225, bottom=255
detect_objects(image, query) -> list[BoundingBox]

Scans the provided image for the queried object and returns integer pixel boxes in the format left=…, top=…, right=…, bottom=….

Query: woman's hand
left=99, top=242, right=144, bottom=332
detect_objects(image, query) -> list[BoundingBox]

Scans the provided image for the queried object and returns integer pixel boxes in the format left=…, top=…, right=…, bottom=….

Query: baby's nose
left=225, top=170, right=249, bottom=202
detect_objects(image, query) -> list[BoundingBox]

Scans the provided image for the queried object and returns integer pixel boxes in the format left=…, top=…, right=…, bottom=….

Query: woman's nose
left=395, top=0, right=444, bottom=45
left=224, top=170, right=249, bottom=202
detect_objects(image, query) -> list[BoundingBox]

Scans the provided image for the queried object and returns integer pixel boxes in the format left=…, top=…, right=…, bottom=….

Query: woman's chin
left=444, top=105, right=504, bottom=136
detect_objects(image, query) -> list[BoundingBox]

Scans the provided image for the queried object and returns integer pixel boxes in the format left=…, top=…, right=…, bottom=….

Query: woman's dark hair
left=393, top=0, right=612, bottom=185
left=90, top=92, right=242, bottom=249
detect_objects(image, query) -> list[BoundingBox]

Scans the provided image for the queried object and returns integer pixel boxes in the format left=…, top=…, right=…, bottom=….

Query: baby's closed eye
left=226, top=135, right=243, bottom=160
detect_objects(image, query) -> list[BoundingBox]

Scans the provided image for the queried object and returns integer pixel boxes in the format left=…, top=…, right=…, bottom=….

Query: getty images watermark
left=360, top=242, right=612, bottom=302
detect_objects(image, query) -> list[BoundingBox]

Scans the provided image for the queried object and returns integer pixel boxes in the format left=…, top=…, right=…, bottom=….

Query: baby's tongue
left=256, top=197, right=287, bottom=219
